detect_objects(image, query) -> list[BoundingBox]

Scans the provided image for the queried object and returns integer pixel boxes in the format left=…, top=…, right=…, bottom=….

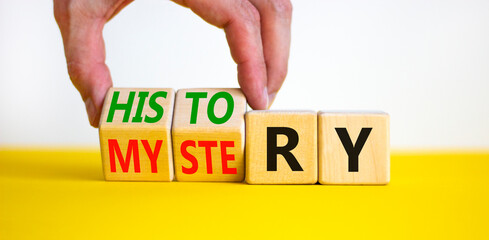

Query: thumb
left=68, top=61, right=112, bottom=128
left=55, top=3, right=113, bottom=127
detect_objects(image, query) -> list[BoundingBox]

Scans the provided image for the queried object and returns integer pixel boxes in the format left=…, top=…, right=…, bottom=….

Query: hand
left=54, top=0, right=292, bottom=127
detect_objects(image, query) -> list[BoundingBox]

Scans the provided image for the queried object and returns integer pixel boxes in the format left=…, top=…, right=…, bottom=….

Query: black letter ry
left=267, top=127, right=303, bottom=171
left=335, top=128, right=372, bottom=172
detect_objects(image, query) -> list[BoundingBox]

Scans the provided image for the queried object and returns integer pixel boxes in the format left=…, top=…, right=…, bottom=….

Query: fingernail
left=85, top=98, right=96, bottom=127
left=268, top=92, right=277, bottom=109
left=263, top=87, right=269, bottom=109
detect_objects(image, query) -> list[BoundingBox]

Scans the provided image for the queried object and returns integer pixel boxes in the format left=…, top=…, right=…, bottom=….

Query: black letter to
left=267, top=127, right=303, bottom=171
left=335, top=128, right=372, bottom=172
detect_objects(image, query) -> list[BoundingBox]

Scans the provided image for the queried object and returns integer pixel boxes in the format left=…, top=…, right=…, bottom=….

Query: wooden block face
left=99, top=88, right=175, bottom=181
left=245, top=111, right=318, bottom=184
left=172, top=88, right=246, bottom=181
left=318, top=112, right=390, bottom=185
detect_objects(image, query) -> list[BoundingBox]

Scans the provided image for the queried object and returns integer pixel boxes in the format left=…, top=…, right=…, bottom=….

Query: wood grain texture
left=245, top=111, right=318, bottom=184
left=172, top=88, right=246, bottom=181
left=99, top=88, right=175, bottom=181
left=318, top=111, right=390, bottom=185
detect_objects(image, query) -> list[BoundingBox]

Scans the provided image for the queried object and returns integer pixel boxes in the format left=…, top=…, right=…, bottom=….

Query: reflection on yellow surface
left=1, top=149, right=488, bottom=239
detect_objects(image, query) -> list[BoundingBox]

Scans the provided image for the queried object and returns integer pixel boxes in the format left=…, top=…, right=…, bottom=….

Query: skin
left=54, top=0, right=292, bottom=127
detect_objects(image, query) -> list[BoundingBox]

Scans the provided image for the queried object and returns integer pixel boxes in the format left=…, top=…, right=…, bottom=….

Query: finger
left=58, top=21, right=111, bottom=127
left=172, top=0, right=269, bottom=109
left=54, top=1, right=127, bottom=127
left=248, top=0, right=292, bottom=108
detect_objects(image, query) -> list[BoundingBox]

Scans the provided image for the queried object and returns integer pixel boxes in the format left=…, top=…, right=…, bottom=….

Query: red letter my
left=141, top=140, right=162, bottom=173
left=108, top=139, right=140, bottom=173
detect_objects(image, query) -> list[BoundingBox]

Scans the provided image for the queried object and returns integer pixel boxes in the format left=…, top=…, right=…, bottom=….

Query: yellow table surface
left=1, top=148, right=488, bottom=239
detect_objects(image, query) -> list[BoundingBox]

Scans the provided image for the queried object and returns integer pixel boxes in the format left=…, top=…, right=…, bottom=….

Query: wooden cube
left=318, top=111, right=390, bottom=185
left=99, top=88, right=175, bottom=181
left=172, top=88, right=246, bottom=182
left=245, top=111, right=318, bottom=184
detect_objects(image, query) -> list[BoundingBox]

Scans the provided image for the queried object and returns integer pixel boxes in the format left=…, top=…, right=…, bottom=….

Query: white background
left=0, top=0, right=488, bottom=148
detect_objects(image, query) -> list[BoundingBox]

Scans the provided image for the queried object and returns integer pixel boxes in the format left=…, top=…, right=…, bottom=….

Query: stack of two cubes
left=100, top=88, right=389, bottom=184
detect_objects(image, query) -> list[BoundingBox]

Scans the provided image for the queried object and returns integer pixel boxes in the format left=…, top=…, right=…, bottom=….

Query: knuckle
left=66, top=62, right=98, bottom=91
left=66, top=62, right=112, bottom=102
left=66, top=62, right=92, bottom=100
left=67, top=62, right=87, bottom=81
left=238, top=0, right=261, bottom=25
left=268, top=0, right=293, bottom=18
